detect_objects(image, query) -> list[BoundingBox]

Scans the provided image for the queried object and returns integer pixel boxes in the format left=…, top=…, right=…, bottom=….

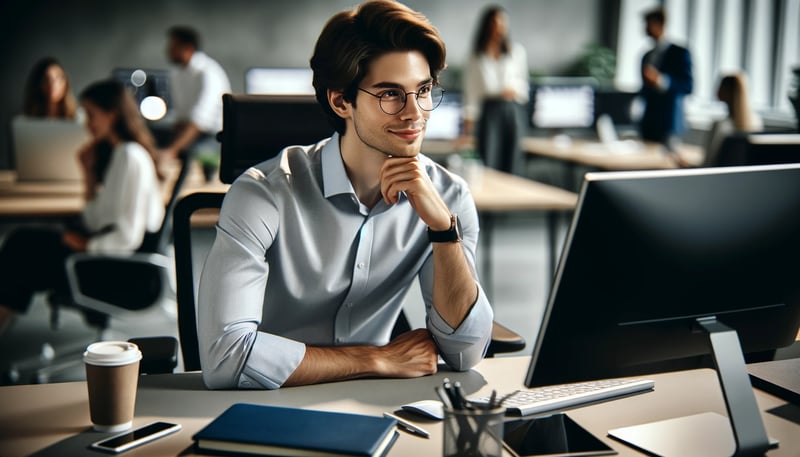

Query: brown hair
left=80, top=80, right=158, bottom=180
left=309, top=0, right=447, bottom=135
left=644, top=7, right=666, bottom=25
left=717, top=73, right=758, bottom=131
left=473, top=5, right=509, bottom=56
left=23, top=57, right=78, bottom=119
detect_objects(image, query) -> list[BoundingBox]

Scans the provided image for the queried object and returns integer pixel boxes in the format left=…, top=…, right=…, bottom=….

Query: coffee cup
left=83, top=341, right=142, bottom=432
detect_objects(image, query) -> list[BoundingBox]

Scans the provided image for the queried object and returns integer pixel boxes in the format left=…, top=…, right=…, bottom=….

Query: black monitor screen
left=219, top=94, right=334, bottom=184
left=526, top=164, right=800, bottom=388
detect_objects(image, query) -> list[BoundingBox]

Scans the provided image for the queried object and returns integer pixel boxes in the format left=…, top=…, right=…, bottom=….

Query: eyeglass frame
left=357, top=84, right=445, bottom=115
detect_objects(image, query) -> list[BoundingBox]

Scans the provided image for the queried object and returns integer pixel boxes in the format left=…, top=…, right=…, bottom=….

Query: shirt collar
left=320, top=132, right=355, bottom=199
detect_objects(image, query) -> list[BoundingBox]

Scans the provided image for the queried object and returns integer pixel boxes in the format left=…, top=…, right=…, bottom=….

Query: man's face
left=347, top=50, right=433, bottom=158
left=645, top=19, right=664, bottom=40
left=166, top=38, right=187, bottom=66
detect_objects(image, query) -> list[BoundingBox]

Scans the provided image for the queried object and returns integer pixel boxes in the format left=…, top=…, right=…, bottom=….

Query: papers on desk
left=193, top=403, right=398, bottom=456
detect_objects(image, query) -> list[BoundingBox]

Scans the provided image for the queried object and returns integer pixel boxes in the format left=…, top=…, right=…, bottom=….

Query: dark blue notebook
left=193, top=403, right=398, bottom=456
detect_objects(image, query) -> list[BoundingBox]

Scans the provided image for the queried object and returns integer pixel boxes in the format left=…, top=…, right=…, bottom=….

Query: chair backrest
left=173, top=192, right=225, bottom=371
left=217, top=93, right=333, bottom=184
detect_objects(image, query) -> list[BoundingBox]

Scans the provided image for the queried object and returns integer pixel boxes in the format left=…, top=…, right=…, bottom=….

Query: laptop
left=11, top=115, right=89, bottom=182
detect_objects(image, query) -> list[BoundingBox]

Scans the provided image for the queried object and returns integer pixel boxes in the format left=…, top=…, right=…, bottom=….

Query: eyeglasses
left=358, top=84, right=445, bottom=115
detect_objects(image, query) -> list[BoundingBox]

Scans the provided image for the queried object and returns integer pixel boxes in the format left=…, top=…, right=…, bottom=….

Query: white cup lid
left=83, top=341, right=142, bottom=366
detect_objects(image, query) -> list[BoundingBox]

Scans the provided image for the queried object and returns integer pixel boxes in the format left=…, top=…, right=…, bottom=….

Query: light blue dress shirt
left=198, top=134, right=493, bottom=389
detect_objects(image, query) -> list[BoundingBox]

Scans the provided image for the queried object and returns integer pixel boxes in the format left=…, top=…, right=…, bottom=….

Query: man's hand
left=643, top=64, right=661, bottom=87
left=380, top=157, right=451, bottom=230
left=62, top=231, right=89, bottom=251
left=373, top=328, right=438, bottom=378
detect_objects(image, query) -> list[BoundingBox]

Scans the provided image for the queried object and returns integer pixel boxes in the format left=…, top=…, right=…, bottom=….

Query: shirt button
left=357, top=262, right=365, bottom=269
left=346, top=302, right=353, bottom=308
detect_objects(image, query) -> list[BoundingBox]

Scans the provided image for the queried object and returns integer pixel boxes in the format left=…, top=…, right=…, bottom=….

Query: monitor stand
left=608, top=317, right=777, bottom=457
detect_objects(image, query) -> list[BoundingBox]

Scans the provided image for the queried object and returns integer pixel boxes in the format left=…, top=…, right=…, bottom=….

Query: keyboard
left=470, top=378, right=655, bottom=416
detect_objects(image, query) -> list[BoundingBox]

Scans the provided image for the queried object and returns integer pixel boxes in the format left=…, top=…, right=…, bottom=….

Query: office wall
left=0, top=0, right=601, bottom=168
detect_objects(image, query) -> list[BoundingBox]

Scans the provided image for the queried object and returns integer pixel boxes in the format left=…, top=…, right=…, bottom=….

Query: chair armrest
left=487, top=321, right=526, bottom=357
left=128, top=336, right=178, bottom=375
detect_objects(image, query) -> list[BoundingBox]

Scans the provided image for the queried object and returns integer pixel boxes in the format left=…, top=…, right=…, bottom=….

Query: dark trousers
left=0, top=228, right=75, bottom=313
left=477, top=99, right=525, bottom=175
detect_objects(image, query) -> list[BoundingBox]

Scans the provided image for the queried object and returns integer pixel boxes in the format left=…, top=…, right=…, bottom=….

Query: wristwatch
left=428, top=214, right=462, bottom=243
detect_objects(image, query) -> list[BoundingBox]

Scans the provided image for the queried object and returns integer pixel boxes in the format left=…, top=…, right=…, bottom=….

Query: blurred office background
left=0, top=0, right=797, bottom=167
left=0, top=0, right=798, bottom=383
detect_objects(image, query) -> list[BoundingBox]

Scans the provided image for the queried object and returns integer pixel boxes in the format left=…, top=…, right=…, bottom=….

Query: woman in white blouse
left=461, top=5, right=529, bottom=175
left=0, top=79, right=163, bottom=334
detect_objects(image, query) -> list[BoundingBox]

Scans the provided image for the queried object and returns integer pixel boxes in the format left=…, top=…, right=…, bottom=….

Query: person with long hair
left=461, top=5, right=529, bottom=175
left=703, top=72, right=763, bottom=166
left=0, top=79, right=164, bottom=335
left=23, top=57, right=80, bottom=119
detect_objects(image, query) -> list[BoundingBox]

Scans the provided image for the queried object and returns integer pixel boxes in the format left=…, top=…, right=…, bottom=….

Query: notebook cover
left=193, top=403, right=398, bottom=456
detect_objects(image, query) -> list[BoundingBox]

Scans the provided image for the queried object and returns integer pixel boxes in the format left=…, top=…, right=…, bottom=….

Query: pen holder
left=442, top=406, right=505, bottom=457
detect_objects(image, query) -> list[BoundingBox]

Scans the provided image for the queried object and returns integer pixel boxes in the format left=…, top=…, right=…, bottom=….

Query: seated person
left=159, top=26, right=231, bottom=169
left=0, top=80, right=164, bottom=335
left=703, top=72, right=763, bottom=166
left=198, top=0, right=493, bottom=390
left=22, top=56, right=82, bottom=121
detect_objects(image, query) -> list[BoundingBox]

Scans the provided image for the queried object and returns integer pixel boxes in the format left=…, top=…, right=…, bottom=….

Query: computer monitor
left=218, top=94, right=334, bottom=184
left=526, top=164, right=800, bottom=455
left=716, top=133, right=800, bottom=167
left=245, top=67, right=315, bottom=95
left=424, top=90, right=462, bottom=140
left=529, top=78, right=595, bottom=130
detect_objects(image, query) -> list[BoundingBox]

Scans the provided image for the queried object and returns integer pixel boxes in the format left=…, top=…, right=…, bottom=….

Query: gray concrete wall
left=0, top=0, right=601, bottom=168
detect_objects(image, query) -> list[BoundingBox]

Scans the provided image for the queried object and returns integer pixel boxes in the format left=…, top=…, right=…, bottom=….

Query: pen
left=383, top=412, right=430, bottom=439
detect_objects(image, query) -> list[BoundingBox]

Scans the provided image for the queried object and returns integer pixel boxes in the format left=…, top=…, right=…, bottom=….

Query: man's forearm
left=166, top=122, right=201, bottom=157
left=431, top=241, right=479, bottom=329
left=283, top=329, right=438, bottom=387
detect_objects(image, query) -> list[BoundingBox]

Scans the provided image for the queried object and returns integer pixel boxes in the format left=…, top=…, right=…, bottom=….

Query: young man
left=198, top=0, right=493, bottom=390
left=161, top=26, right=231, bottom=164
left=638, top=7, right=693, bottom=152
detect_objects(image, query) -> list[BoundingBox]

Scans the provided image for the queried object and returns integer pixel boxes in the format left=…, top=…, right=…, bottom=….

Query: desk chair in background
left=9, top=154, right=193, bottom=383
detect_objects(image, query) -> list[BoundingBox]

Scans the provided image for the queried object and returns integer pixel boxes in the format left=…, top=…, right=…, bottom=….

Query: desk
left=522, top=137, right=705, bottom=171
left=468, top=168, right=576, bottom=293
left=0, top=167, right=228, bottom=220
left=523, top=137, right=705, bottom=191
left=1, top=356, right=797, bottom=456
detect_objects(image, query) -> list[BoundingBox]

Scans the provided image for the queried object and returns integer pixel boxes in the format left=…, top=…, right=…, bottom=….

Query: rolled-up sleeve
left=197, top=175, right=304, bottom=389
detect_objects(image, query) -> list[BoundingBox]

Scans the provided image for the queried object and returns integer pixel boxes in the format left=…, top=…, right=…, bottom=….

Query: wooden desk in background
left=1, top=356, right=798, bottom=457
left=0, top=166, right=228, bottom=220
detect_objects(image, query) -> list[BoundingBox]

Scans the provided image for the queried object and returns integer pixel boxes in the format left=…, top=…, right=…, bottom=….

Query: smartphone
left=90, top=421, right=181, bottom=454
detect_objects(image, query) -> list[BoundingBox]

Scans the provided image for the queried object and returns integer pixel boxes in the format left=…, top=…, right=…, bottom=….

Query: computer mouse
left=401, top=400, right=444, bottom=420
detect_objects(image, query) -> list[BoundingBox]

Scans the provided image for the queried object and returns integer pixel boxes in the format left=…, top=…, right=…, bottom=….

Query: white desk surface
left=0, top=356, right=797, bottom=457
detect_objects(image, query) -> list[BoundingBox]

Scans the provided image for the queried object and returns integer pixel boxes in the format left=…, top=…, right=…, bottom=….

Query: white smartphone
left=90, top=421, right=181, bottom=454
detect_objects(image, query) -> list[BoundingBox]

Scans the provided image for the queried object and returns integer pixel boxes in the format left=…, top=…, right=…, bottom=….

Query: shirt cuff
left=238, top=332, right=306, bottom=389
left=427, top=283, right=493, bottom=370
left=657, top=73, right=671, bottom=92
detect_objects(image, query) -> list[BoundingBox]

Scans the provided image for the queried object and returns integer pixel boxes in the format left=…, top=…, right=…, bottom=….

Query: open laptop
left=11, top=115, right=89, bottom=182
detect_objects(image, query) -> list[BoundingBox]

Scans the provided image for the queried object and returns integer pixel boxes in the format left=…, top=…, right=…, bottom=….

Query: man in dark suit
left=639, top=8, right=693, bottom=151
